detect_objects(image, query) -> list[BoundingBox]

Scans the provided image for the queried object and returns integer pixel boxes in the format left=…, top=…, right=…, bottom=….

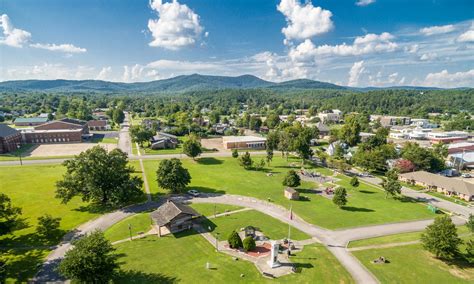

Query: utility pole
left=128, top=223, right=132, bottom=241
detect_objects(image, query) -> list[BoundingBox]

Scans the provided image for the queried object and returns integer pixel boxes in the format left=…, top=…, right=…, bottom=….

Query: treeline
left=0, top=88, right=472, bottom=119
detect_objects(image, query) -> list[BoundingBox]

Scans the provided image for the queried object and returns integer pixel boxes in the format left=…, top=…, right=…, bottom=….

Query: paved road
left=35, top=193, right=467, bottom=283
left=0, top=150, right=271, bottom=166
left=117, top=112, right=132, bottom=156
left=359, top=175, right=474, bottom=219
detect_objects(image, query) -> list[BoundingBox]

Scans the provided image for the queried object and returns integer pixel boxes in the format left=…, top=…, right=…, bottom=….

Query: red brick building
left=0, top=124, right=22, bottom=153
left=22, top=118, right=89, bottom=144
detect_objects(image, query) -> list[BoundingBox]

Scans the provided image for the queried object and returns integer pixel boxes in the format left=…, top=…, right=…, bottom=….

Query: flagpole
left=288, top=204, right=292, bottom=251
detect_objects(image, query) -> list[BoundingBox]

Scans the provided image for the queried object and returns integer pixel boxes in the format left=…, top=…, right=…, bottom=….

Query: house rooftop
left=222, top=136, right=266, bottom=143
left=151, top=200, right=200, bottom=227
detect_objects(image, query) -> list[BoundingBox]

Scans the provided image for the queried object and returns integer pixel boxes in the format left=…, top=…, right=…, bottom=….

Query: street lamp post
left=128, top=223, right=132, bottom=241
left=215, top=232, right=220, bottom=251
left=16, top=143, right=22, bottom=166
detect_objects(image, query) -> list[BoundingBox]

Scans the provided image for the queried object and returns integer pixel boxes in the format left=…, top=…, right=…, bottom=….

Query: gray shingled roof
left=0, top=124, right=19, bottom=138
left=151, top=200, right=200, bottom=226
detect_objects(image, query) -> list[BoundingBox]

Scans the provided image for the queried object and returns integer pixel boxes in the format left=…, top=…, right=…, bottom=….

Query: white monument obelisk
left=267, top=241, right=281, bottom=268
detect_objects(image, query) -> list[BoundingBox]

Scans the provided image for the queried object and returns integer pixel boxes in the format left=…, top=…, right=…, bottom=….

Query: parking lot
left=26, top=142, right=117, bottom=157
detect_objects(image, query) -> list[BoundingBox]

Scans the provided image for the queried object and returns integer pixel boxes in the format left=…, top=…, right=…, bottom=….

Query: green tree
left=421, top=215, right=462, bottom=260
left=56, top=146, right=143, bottom=207
left=339, top=114, right=362, bottom=146
left=232, top=149, right=239, bottom=158
left=243, top=236, right=256, bottom=252
left=466, top=214, right=474, bottom=233
left=238, top=151, right=253, bottom=170
left=282, top=170, right=301, bottom=188
left=156, top=158, right=191, bottom=193
left=249, top=116, right=262, bottom=130
left=381, top=178, right=401, bottom=199
left=228, top=230, right=243, bottom=249
left=112, top=108, right=125, bottom=124
left=182, top=134, right=202, bottom=160
left=58, top=230, right=118, bottom=283
left=333, top=187, right=348, bottom=208
left=0, top=193, right=22, bottom=236
left=294, top=136, right=312, bottom=164
left=266, top=113, right=281, bottom=129
left=466, top=239, right=474, bottom=264
left=129, top=125, right=154, bottom=147
left=36, top=214, right=61, bottom=240
left=350, top=176, right=359, bottom=187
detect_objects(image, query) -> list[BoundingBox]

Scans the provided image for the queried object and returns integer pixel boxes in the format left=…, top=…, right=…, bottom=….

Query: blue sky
left=1, top=0, right=473, bottom=87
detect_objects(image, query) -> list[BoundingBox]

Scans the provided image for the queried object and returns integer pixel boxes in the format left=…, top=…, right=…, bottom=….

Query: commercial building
left=400, top=171, right=474, bottom=201
left=21, top=118, right=89, bottom=144
left=0, top=124, right=22, bottom=153
left=87, top=120, right=110, bottom=131
left=14, top=117, right=48, bottom=126
left=448, top=142, right=474, bottom=154
left=222, top=136, right=266, bottom=150
left=427, top=131, right=469, bottom=144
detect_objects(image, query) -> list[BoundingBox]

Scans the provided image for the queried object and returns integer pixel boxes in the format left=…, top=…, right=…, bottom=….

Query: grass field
left=352, top=239, right=474, bottom=283
left=348, top=226, right=470, bottom=248
left=113, top=231, right=354, bottom=283
left=189, top=203, right=243, bottom=217
left=201, top=209, right=310, bottom=241
left=104, top=212, right=154, bottom=242
left=91, top=136, right=119, bottom=144
left=142, top=156, right=436, bottom=229
left=0, top=162, right=145, bottom=281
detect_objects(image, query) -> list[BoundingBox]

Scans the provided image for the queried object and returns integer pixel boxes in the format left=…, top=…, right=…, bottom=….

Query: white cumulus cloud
left=458, top=29, right=474, bottom=42
left=30, top=43, right=86, bottom=53
left=0, top=14, right=31, bottom=47
left=420, top=24, right=455, bottom=36
left=355, top=0, right=376, bottom=7
left=348, top=61, right=365, bottom=87
left=277, top=0, right=333, bottom=42
left=424, top=69, right=474, bottom=88
left=96, top=66, right=112, bottom=80
left=289, top=32, right=397, bottom=62
left=419, top=52, right=437, bottom=61
left=148, top=0, right=205, bottom=50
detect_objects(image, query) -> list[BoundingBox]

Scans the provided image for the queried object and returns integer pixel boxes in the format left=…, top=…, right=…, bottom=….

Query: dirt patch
left=201, top=138, right=226, bottom=152
left=26, top=143, right=117, bottom=157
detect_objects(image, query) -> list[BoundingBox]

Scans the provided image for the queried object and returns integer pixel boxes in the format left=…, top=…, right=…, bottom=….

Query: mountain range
left=0, top=74, right=448, bottom=93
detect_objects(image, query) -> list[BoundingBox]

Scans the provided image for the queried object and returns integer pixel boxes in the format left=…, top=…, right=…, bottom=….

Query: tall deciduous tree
left=58, top=230, right=118, bottom=282
left=228, top=230, right=243, bottom=249
left=56, top=146, right=143, bottom=207
left=129, top=125, right=154, bottom=147
left=0, top=193, right=22, bottom=236
left=421, top=215, right=462, bottom=260
left=156, top=158, right=191, bottom=193
left=182, top=134, right=202, bottom=160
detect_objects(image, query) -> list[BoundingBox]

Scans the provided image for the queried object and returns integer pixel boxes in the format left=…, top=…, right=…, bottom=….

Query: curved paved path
left=35, top=193, right=467, bottom=283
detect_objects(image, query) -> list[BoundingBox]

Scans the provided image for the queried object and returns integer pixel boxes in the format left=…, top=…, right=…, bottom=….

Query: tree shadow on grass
left=341, top=206, right=375, bottom=212
left=359, top=190, right=376, bottom=194
left=394, top=195, right=425, bottom=204
left=197, top=157, right=223, bottom=165
left=113, top=270, right=178, bottom=283
left=2, top=248, right=47, bottom=282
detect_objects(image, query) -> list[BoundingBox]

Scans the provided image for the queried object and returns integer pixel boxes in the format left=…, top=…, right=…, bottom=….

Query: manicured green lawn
left=201, top=209, right=310, bottom=241
left=189, top=203, right=243, bottom=217
left=142, top=157, right=436, bottom=229
left=0, top=162, right=145, bottom=281
left=104, top=213, right=154, bottom=242
left=352, top=241, right=474, bottom=283
left=91, top=136, right=119, bottom=144
left=113, top=231, right=353, bottom=283
left=348, top=226, right=470, bottom=248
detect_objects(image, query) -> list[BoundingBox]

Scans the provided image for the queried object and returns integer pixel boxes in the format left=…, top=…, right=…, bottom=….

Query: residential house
left=150, top=132, right=179, bottom=150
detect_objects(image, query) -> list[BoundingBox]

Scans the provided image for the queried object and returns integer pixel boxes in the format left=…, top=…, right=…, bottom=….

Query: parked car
left=461, top=173, right=472, bottom=178
left=359, top=172, right=372, bottom=178
left=187, top=189, right=200, bottom=197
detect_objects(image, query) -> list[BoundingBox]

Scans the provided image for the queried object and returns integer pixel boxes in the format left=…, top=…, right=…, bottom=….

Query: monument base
left=267, top=260, right=281, bottom=268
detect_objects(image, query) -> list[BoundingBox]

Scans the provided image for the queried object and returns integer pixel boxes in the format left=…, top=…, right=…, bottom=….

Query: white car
left=461, top=173, right=472, bottom=178
left=187, top=190, right=200, bottom=197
